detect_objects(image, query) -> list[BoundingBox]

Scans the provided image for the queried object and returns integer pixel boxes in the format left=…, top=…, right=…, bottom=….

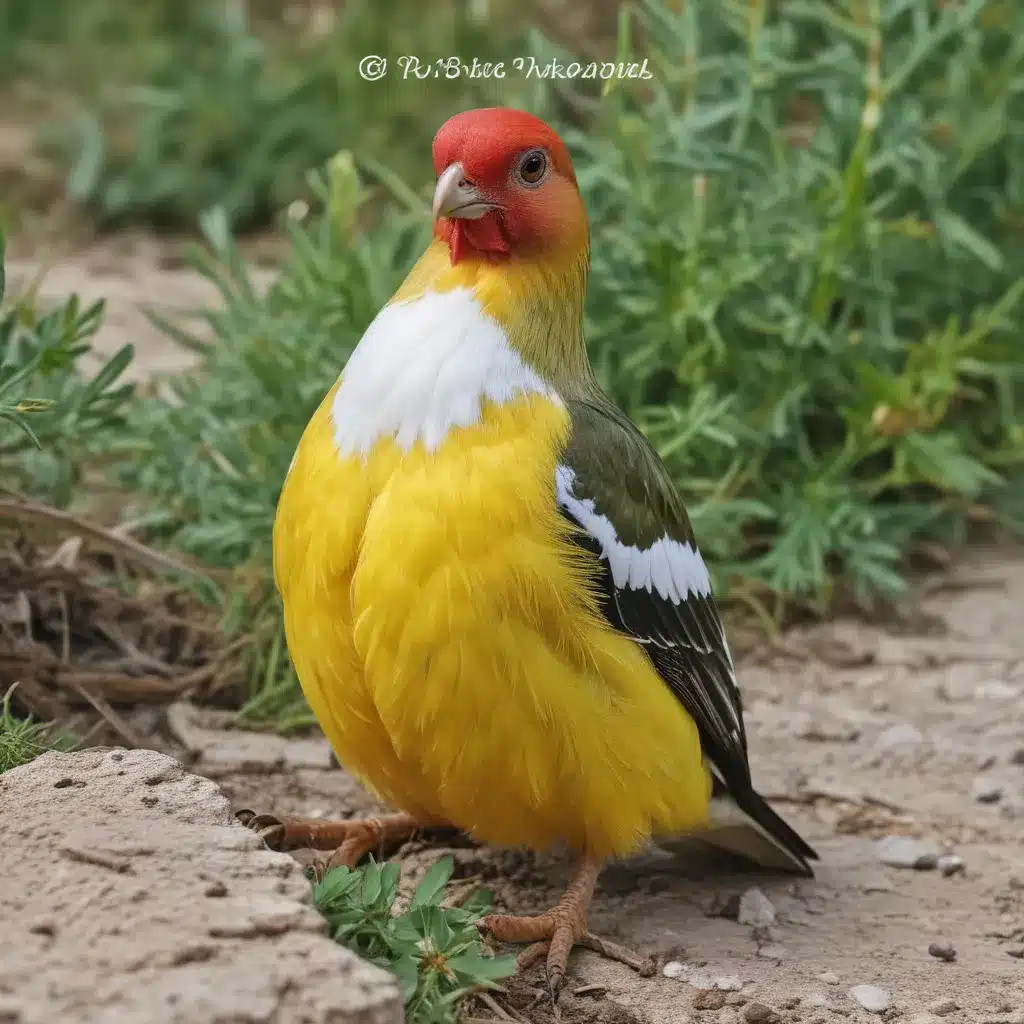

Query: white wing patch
left=331, top=287, right=557, bottom=457
left=555, top=465, right=712, bottom=603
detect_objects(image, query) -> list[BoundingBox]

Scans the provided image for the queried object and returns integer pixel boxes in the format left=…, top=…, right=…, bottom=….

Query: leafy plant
left=0, top=231, right=135, bottom=504
left=51, top=0, right=543, bottom=231
left=0, top=685, right=71, bottom=774
left=571, top=0, right=1024, bottom=608
left=311, top=856, right=514, bottom=1024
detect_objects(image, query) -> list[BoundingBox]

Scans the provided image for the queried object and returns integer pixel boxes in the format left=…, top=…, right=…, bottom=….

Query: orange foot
left=235, top=809, right=436, bottom=874
left=481, top=859, right=656, bottom=998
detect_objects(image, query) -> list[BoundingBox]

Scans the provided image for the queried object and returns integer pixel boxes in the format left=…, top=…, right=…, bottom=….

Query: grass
left=0, top=685, right=68, bottom=773
left=311, top=856, right=515, bottom=1024
left=4, top=0, right=571, bottom=232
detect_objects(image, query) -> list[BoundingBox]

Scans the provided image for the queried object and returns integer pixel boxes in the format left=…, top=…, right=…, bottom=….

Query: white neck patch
left=331, top=287, right=557, bottom=456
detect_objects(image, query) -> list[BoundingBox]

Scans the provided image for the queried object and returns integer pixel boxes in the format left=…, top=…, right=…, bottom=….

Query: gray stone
left=737, top=887, right=776, bottom=927
left=849, top=985, right=891, bottom=1013
left=972, top=776, right=1005, bottom=803
left=0, top=749, right=403, bottom=1024
left=876, top=834, right=940, bottom=869
left=937, top=854, right=966, bottom=877
left=875, top=724, right=925, bottom=750
left=928, top=941, right=956, bottom=962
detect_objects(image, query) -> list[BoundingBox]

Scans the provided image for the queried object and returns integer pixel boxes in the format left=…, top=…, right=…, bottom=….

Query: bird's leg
left=481, top=858, right=655, bottom=999
left=235, top=809, right=440, bottom=873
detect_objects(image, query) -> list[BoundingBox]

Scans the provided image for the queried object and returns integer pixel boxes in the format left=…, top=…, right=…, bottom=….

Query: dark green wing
left=556, top=396, right=751, bottom=790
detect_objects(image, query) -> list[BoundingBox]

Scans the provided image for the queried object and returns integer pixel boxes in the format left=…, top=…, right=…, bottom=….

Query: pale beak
left=432, top=162, right=493, bottom=220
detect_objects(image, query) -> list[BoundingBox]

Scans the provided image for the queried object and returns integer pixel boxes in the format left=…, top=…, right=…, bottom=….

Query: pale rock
left=849, top=985, right=891, bottom=1013
left=737, top=887, right=776, bottom=928
left=937, top=853, right=966, bottom=877
left=875, top=724, right=925, bottom=750
left=974, top=680, right=1019, bottom=701
left=972, top=776, right=1005, bottom=803
left=876, top=834, right=939, bottom=869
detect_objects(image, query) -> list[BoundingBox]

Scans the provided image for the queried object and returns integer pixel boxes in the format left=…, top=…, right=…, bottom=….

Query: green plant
left=311, top=856, right=514, bottom=1024
left=0, top=231, right=135, bottom=504
left=572, top=0, right=1024, bottom=608
left=52, top=0, right=543, bottom=231
left=0, top=685, right=71, bottom=774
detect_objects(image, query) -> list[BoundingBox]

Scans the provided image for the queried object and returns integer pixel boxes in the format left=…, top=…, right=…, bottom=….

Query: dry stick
left=94, top=619, right=177, bottom=677
left=0, top=500, right=213, bottom=581
left=68, top=682, right=147, bottom=749
left=477, top=993, right=516, bottom=1022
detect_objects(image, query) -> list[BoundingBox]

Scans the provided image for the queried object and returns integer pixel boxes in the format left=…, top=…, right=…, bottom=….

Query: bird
left=249, top=106, right=817, bottom=992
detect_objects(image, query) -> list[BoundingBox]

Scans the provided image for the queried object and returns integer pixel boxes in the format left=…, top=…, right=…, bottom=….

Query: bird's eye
left=517, top=149, right=548, bottom=186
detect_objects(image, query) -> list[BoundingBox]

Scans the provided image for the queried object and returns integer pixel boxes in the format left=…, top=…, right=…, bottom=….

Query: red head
left=431, top=108, right=586, bottom=265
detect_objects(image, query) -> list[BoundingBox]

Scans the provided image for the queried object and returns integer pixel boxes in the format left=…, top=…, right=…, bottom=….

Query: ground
left=5, top=242, right=1024, bottom=1023
left=185, top=547, right=1023, bottom=1024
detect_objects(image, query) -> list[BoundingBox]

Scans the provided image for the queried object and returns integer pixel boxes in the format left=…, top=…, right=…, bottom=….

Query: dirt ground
left=6, top=236, right=1023, bottom=1024
left=170, top=548, right=1020, bottom=1024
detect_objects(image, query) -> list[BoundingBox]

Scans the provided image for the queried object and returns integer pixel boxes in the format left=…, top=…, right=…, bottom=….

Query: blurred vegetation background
left=1, top=0, right=1023, bottom=729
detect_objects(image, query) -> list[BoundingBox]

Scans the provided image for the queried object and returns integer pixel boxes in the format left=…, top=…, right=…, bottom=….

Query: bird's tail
left=657, top=783, right=818, bottom=877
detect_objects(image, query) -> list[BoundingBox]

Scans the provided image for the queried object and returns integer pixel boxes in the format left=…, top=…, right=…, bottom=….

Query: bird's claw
left=234, top=808, right=288, bottom=850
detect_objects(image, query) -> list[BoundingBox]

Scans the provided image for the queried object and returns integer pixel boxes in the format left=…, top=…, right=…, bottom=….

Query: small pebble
left=819, top=971, right=840, bottom=985
left=876, top=835, right=939, bottom=870
left=743, top=1004, right=779, bottom=1024
left=927, top=999, right=958, bottom=1017
left=706, top=892, right=742, bottom=919
left=937, top=854, right=965, bottom=877
left=849, top=985, right=891, bottom=1014
left=1006, top=945, right=1024, bottom=959
left=693, top=988, right=726, bottom=1010
left=928, top=941, right=956, bottom=962
left=738, top=888, right=776, bottom=928
left=973, top=777, right=1005, bottom=803
left=663, top=961, right=687, bottom=980
left=974, top=680, right=1018, bottom=701
left=726, top=993, right=748, bottom=1006
left=1011, top=747, right=1024, bottom=766
left=875, top=724, right=924, bottom=750
left=780, top=997, right=800, bottom=1010
left=712, top=977, right=744, bottom=992
left=204, top=881, right=228, bottom=898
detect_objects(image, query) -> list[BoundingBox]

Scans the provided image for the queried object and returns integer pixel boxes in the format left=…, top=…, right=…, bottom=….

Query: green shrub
left=52, top=0, right=544, bottom=231
left=574, top=0, right=1024, bottom=606
left=0, top=231, right=135, bottom=505
left=118, top=0, right=1023, bottom=720
left=0, top=685, right=74, bottom=774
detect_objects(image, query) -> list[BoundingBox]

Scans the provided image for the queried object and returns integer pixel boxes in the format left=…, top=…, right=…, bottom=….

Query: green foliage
left=43, top=0, right=542, bottom=231
left=0, top=232, right=135, bottom=504
left=572, top=0, right=1024, bottom=605
left=0, top=685, right=71, bottom=774
left=311, top=856, right=514, bottom=1024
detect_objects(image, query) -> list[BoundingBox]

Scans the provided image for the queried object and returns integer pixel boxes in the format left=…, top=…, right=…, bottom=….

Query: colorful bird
left=251, top=107, right=816, bottom=990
